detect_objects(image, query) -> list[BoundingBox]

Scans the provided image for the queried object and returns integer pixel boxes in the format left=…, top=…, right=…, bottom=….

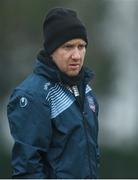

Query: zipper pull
left=72, top=85, right=80, bottom=97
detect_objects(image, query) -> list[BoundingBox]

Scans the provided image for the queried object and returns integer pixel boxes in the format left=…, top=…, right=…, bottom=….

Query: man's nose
left=71, top=48, right=81, bottom=60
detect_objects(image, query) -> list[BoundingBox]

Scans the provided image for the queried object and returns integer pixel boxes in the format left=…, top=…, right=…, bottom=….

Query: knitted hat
left=43, top=7, right=88, bottom=55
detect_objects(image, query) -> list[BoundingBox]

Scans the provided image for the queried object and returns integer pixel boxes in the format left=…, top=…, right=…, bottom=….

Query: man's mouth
left=69, top=64, right=80, bottom=69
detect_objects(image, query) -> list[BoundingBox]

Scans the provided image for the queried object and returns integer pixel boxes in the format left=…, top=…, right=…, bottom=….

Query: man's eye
left=79, top=45, right=86, bottom=49
left=62, top=44, right=86, bottom=50
left=63, top=45, right=73, bottom=49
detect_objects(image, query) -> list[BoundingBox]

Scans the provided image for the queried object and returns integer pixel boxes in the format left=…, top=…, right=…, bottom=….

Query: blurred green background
left=0, top=0, right=137, bottom=178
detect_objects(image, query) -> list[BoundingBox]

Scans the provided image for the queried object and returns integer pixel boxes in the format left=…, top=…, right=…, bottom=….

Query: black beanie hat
left=43, top=7, right=88, bottom=55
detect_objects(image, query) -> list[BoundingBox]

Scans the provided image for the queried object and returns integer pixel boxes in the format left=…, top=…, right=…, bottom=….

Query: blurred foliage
left=100, top=146, right=138, bottom=178
left=0, top=148, right=11, bottom=178
left=0, top=0, right=65, bottom=98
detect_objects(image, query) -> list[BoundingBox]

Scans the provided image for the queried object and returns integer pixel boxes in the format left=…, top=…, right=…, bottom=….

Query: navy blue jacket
left=7, top=58, right=99, bottom=179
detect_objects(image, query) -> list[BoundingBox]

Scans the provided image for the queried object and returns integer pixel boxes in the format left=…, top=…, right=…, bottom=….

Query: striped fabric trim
left=46, top=84, right=92, bottom=118
left=85, top=85, right=92, bottom=94
left=47, top=84, right=75, bottom=118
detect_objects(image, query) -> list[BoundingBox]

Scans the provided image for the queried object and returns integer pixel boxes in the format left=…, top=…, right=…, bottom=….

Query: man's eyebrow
left=62, top=43, right=74, bottom=47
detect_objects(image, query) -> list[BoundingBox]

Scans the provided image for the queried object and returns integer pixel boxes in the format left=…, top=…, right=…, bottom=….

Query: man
left=7, top=7, right=100, bottom=179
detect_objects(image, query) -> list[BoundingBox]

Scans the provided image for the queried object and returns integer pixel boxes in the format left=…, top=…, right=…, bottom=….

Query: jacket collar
left=33, top=50, right=94, bottom=85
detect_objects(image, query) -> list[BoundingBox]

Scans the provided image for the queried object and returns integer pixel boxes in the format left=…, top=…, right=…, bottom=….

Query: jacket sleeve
left=7, top=89, right=52, bottom=178
left=93, top=94, right=100, bottom=170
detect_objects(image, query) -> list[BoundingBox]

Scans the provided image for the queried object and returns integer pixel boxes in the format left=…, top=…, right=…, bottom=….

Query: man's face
left=52, top=38, right=86, bottom=76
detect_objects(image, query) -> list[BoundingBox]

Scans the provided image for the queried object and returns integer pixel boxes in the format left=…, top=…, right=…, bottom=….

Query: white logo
left=20, top=97, right=28, bottom=107
left=44, top=82, right=51, bottom=91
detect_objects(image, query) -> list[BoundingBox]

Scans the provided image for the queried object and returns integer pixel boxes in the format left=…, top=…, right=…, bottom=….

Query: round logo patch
left=20, top=97, right=28, bottom=107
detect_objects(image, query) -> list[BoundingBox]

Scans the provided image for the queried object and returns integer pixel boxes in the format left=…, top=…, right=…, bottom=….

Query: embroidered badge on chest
left=87, top=96, right=96, bottom=112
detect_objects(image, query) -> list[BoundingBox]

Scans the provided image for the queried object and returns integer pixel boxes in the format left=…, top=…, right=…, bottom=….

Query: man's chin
left=67, top=71, right=80, bottom=77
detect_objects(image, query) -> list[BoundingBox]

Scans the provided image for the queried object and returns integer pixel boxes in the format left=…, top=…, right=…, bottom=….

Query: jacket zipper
left=81, top=111, right=93, bottom=178
left=68, top=85, right=93, bottom=177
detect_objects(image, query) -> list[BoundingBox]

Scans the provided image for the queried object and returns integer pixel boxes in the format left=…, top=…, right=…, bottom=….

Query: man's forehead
left=64, top=38, right=86, bottom=45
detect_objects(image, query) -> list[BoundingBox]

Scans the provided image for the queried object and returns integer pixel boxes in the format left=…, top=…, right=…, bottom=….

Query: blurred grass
left=0, top=150, right=11, bottom=178
left=100, top=146, right=138, bottom=178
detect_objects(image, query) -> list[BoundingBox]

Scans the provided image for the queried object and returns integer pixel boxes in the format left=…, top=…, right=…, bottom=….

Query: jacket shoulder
left=14, top=73, right=52, bottom=98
